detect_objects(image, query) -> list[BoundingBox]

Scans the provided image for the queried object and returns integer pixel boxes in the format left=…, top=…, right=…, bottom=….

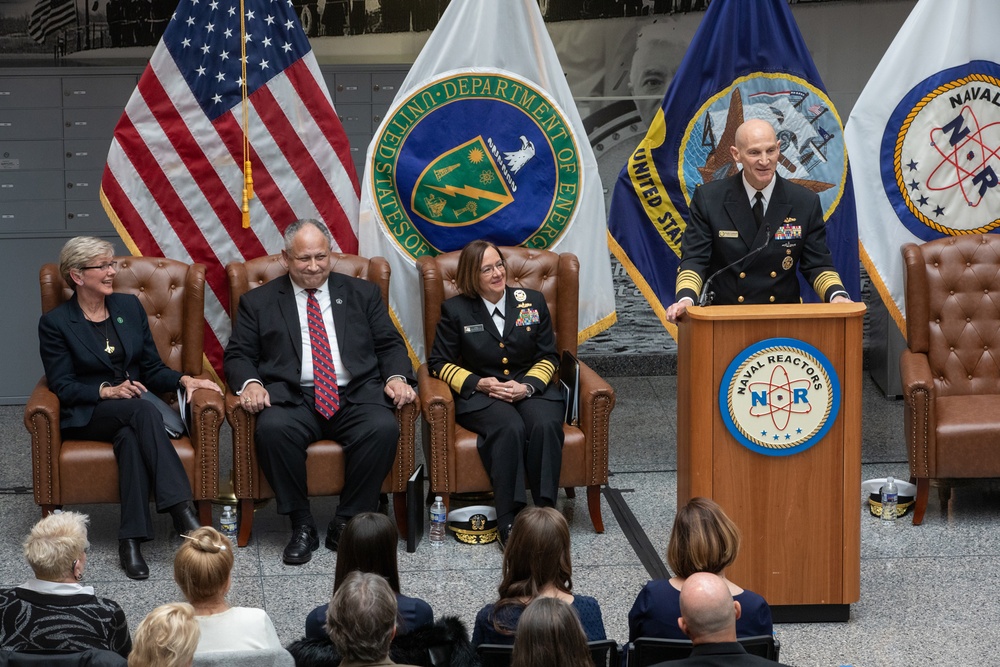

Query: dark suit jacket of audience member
left=629, top=579, right=772, bottom=642
left=224, top=273, right=415, bottom=406
left=38, top=292, right=182, bottom=430
left=651, top=641, right=793, bottom=667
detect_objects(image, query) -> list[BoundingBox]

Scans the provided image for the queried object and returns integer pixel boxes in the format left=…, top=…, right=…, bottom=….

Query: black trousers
left=458, top=397, right=564, bottom=524
left=63, top=398, right=192, bottom=541
left=254, top=394, right=398, bottom=525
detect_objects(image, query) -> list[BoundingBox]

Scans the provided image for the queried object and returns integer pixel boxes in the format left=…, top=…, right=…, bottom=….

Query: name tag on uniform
left=516, top=308, right=540, bottom=326
left=719, top=230, right=739, bottom=238
left=464, top=324, right=485, bottom=333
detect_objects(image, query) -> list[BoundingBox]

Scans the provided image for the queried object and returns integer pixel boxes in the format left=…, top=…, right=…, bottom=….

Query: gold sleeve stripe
left=525, top=359, right=556, bottom=385
left=439, top=363, right=472, bottom=394
left=676, top=270, right=702, bottom=296
left=812, top=271, right=843, bottom=299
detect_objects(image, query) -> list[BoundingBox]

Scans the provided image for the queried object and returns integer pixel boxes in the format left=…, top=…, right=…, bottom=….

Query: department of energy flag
left=358, top=0, right=616, bottom=363
left=845, top=0, right=1000, bottom=332
left=101, top=0, right=359, bottom=372
left=28, top=0, right=75, bottom=43
left=607, top=0, right=860, bottom=335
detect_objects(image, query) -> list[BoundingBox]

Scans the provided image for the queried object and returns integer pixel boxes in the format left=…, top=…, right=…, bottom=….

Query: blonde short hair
left=174, top=526, right=234, bottom=604
left=59, top=236, right=114, bottom=289
left=23, top=511, right=90, bottom=581
left=129, top=603, right=200, bottom=667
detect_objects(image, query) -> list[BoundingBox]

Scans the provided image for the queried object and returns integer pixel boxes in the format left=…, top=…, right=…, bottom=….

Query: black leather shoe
left=497, top=523, right=512, bottom=552
left=325, top=519, right=348, bottom=552
left=169, top=502, right=201, bottom=535
left=119, top=539, right=149, bottom=580
left=283, top=525, right=319, bottom=565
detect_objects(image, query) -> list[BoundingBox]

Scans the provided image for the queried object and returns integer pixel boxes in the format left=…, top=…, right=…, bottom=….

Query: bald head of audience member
left=677, top=572, right=742, bottom=645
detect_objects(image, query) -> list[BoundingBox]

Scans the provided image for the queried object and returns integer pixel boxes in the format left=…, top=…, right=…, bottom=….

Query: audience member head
left=511, top=597, right=592, bottom=667
left=282, top=218, right=335, bottom=291
left=498, top=507, right=573, bottom=602
left=333, top=512, right=401, bottom=593
left=59, top=236, right=115, bottom=291
left=326, top=571, right=398, bottom=664
left=677, top=572, right=741, bottom=645
left=23, top=511, right=90, bottom=583
left=455, top=239, right=506, bottom=300
left=173, top=526, right=234, bottom=605
left=667, top=497, right=740, bottom=579
left=129, top=602, right=200, bottom=667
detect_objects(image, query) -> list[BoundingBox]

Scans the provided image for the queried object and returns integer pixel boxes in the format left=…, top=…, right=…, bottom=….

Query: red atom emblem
left=748, top=364, right=813, bottom=431
left=926, top=105, right=1000, bottom=207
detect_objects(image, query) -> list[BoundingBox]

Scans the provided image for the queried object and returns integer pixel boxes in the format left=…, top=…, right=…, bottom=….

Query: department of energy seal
left=370, top=70, right=582, bottom=260
left=881, top=60, right=1000, bottom=241
left=719, top=338, right=840, bottom=457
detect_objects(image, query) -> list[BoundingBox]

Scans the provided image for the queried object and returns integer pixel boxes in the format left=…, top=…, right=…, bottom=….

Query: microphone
left=697, top=223, right=772, bottom=307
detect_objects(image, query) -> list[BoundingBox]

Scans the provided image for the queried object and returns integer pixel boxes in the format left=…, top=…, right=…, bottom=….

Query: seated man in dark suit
left=224, top=219, right=416, bottom=565
left=653, top=572, right=791, bottom=667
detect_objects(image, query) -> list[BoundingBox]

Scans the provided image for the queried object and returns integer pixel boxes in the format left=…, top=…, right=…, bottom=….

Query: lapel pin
left=335, top=298, right=343, bottom=305
left=117, top=317, right=123, bottom=323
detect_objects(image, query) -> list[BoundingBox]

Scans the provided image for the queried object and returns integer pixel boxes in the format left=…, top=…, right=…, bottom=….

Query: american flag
left=101, top=0, right=360, bottom=374
left=27, top=0, right=76, bottom=43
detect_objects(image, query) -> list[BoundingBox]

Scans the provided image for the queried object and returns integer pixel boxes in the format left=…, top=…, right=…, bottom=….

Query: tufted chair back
left=903, top=235, right=1000, bottom=398
left=226, top=253, right=390, bottom=324
left=39, top=256, right=206, bottom=378
left=418, top=246, right=580, bottom=357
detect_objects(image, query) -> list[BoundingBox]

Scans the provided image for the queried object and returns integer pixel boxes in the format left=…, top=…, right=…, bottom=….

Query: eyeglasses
left=80, top=261, right=118, bottom=272
left=480, top=260, right=505, bottom=276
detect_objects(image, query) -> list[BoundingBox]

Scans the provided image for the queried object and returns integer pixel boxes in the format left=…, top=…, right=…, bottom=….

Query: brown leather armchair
left=23, top=257, right=224, bottom=525
left=417, top=246, right=615, bottom=532
left=225, top=253, right=418, bottom=546
left=901, top=234, right=1000, bottom=524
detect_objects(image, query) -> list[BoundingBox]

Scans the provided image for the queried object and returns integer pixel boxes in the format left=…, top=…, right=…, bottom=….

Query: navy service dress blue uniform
left=675, top=173, right=845, bottom=305
left=428, top=286, right=564, bottom=524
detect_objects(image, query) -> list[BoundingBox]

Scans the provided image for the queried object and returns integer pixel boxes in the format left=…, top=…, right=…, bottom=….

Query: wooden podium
left=677, top=303, right=865, bottom=622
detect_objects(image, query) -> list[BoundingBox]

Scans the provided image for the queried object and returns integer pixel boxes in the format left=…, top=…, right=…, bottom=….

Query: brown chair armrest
left=417, top=365, right=456, bottom=494
left=389, top=399, right=420, bottom=493
left=225, top=390, right=258, bottom=500
left=900, top=349, right=935, bottom=479
left=188, top=381, right=224, bottom=500
left=576, top=360, right=615, bottom=487
left=24, top=377, right=62, bottom=506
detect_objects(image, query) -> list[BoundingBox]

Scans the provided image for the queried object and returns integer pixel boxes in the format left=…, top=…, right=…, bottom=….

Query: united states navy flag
left=607, top=0, right=860, bottom=335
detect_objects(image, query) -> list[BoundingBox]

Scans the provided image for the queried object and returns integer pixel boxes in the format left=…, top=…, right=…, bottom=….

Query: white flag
left=358, top=0, right=616, bottom=363
left=845, top=0, right=1000, bottom=330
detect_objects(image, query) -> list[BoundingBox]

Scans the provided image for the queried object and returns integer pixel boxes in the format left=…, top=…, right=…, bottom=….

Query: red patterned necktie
left=306, top=288, right=339, bottom=419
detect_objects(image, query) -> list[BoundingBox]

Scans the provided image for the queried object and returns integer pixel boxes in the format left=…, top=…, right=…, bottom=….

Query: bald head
left=730, top=119, right=779, bottom=190
left=677, top=572, right=740, bottom=644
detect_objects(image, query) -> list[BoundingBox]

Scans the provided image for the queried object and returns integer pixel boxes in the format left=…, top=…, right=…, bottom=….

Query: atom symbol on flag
left=926, top=105, right=1000, bottom=207
left=748, top=365, right=813, bottom=432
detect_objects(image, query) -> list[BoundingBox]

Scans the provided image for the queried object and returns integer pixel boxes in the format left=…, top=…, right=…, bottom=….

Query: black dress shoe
left=497, top=523, right=512, bottom=552
left=283, top=525, right=319, bottom=565
left=119, top=539, right=149, bottom=580
left=325, top=519, right=348, bottom=552
left=169, top=502, right=201, bottom=535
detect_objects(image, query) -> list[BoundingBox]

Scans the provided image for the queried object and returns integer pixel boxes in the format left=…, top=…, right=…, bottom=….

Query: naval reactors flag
left=358, top=0, right=616, bottom=363
left=845, top=0, right=1000, bottom=331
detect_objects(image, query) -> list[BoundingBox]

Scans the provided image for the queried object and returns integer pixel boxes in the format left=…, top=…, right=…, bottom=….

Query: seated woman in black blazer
left=305, top=512, right=433, bottom=639
left=37, top=237, right=221, bottom=580
left=628, top=497, right=772, bottom=642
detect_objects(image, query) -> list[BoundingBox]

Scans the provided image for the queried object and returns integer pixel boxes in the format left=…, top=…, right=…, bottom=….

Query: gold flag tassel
left=240, top=0, right=254, bottom=228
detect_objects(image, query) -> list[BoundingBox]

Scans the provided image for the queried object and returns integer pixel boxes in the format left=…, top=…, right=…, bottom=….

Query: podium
left=677, top=303, right=865, bottom=622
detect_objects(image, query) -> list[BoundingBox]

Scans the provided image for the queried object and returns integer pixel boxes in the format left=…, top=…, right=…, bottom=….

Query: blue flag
left=608, top=0, right=860, bottom=334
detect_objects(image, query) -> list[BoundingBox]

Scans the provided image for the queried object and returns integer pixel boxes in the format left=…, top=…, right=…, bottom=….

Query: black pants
left=254, top=395, right=398, bottom=525
left=63, top=398, right=192, bottom=541
left=458, top=396, right=564, bottom=524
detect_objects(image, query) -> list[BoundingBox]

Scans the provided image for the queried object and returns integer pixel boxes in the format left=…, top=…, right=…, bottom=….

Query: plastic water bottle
left=429, top=496, right=447, bottom=547
left=881, top=477, right=898, bottom=522
left=219, top=505, right=237, bottom=541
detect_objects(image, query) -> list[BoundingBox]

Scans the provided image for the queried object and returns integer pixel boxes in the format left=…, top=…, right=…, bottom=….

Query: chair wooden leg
left=564, top=487, right=576, bottom=499
left=393, top=492, right=408, bottom=540
left=586, top=485, right=604, bottom=533
left=196, top=500, right=211, bottom=527
left=912, top=477, right=929, bottom=525
left=41, top=504, right=59, bottom=518
left=237, top=498, right=255, bottom=547
left=937, top=483, right=952, bottom=506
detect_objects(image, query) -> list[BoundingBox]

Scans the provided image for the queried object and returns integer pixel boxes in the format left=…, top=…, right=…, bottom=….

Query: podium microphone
left=697, top=223, right=772, bottom=307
